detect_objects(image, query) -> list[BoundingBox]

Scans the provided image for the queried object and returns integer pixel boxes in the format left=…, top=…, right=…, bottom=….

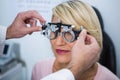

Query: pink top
left=32, top=58, right=119, bottom=80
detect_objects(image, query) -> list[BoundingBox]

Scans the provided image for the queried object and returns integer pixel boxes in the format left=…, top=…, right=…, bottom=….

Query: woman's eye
left=64, top=32, right=73, bottom=40
left=49, top=31, right=57, bottom=39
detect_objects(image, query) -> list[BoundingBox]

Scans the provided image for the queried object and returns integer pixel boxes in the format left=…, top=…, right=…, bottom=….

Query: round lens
left=63, top=31, right=74, bottom=42
left=47, top=30, right=56, bottom=39
left=50, top=31, right=56, bottom=39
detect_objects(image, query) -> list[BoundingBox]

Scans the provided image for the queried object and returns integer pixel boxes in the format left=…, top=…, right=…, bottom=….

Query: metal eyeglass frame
left=41, top=22, right=83, bottom=42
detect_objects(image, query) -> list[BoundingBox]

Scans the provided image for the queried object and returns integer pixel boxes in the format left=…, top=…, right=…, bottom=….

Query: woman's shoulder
left=32, top=57, right=55, bottom=80
left=34, top=57, right=55, bottom=70
left=94, top=63, right=119, bottom=80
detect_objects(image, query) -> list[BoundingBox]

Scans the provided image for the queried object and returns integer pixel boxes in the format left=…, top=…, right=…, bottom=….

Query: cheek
left=50, top=40, right=55, bottom=45
left=50, top=39, right=76, bottom=51
left=68, top=41, right=76, bottom=48
left=50, top=40, right=56, bottom=50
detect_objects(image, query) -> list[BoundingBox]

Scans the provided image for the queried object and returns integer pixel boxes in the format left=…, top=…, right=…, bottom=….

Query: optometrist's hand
left=68, top=29, right=100, bottom=79
left=6, top=10, right=45, bottom=39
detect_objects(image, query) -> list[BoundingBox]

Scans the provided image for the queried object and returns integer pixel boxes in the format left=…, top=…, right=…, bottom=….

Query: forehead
left=52, top=16, right=61, bottom=23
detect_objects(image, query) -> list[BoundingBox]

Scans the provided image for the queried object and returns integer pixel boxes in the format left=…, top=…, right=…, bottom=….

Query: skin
left=6, top=10, right=101, bottom=79
left=51, top=16, right=100, bottom=80
left=6, top=10, right=45, bottom=39
left=51, top=17, right=75, bottom=70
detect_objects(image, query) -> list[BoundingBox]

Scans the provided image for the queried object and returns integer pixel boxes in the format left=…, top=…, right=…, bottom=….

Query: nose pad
left=58, top=32, right=62, bottom=37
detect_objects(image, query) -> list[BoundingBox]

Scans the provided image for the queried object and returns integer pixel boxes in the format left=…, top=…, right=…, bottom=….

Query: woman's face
left=50, top=17, right=76, bottom=64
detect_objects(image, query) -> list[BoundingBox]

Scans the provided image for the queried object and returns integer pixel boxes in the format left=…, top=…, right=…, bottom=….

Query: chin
left=56, top=56, right=71, bottom=64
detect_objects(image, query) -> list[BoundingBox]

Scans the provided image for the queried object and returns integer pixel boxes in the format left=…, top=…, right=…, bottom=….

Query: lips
left=56, top=49, right=70, bottom=55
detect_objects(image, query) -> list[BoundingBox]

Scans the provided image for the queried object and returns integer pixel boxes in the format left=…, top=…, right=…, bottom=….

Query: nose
left=55, top=35, right=66, bottom=46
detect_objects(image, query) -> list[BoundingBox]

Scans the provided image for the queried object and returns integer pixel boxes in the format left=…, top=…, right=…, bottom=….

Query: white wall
left=0, top=0, right=120, bottom=79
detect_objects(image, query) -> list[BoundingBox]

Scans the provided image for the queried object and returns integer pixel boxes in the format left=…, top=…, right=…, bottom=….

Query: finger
left=19, top=10, right=46, bottom=24
left=29, top=18, right=37, bottom=27
left=77, top=29, right=87, bottom=45
left=29, top=19, right=37, bottom=34
left=87, top=35, right=101, bottom=60
left=87, top=35, right=97, bottom=45
left=25, top=18, right=42, bottom=34
left=85, top=35, right=91, bottom=45
left=86, top=35, right=100, bottom=50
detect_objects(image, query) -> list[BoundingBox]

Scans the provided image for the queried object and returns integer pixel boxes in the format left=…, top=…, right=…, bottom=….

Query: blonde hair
left=52, top=0, right=103, bottom=48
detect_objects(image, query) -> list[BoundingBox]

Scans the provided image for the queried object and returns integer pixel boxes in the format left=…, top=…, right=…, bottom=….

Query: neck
left=53, top=60, right=69, bottom=72
left=77, top=63, right=98, bottom=80
left=53, top=60, right=98, bottom=80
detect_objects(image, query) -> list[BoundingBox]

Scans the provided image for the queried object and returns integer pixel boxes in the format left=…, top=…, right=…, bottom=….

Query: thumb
left=77, top=29, right=87, bottom=45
